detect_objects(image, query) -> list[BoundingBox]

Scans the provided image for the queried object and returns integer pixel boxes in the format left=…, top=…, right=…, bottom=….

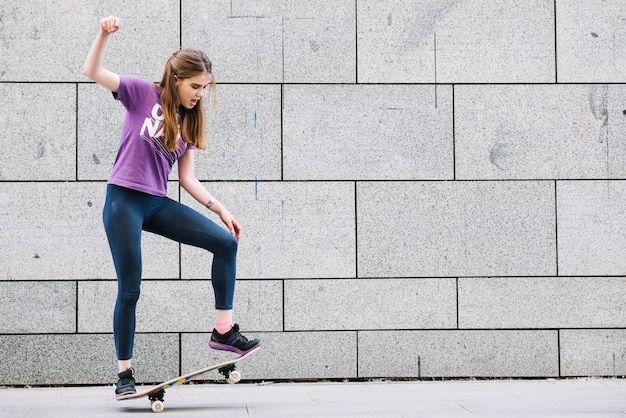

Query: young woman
left=83, top=16, right=260, bottom=397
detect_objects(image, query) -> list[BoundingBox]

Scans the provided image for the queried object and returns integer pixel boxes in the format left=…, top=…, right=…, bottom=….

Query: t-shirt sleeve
left=112, top=75, right=155, bottom=110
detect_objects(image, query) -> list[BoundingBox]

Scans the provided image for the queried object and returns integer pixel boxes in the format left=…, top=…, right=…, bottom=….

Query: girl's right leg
left=103, top=185, right=146, bottom=392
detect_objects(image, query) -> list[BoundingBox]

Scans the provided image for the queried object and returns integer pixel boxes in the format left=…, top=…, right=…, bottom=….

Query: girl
left=83, top=16, right=260, bottom=397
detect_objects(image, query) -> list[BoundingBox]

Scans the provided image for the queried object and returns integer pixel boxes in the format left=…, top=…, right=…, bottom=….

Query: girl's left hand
left=219, top=209, right=242, bottom=241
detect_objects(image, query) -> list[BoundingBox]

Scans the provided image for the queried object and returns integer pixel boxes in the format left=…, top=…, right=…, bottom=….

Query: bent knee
left=213, top=232, right=238, bottom=258
left=223, top=233, right=238, bottom=255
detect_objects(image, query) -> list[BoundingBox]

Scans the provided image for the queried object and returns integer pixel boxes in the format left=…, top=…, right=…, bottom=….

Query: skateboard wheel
left=228, top=370, right=241, bottom=384
left=151, top=400, right=165, bottom=413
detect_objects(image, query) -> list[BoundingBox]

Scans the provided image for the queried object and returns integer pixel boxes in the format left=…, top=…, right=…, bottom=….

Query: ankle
left=215, top=320, right=233, bottom=334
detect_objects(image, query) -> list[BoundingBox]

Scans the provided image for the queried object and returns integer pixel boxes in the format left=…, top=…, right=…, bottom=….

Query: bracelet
left=205, top=198, right=216, bottom=209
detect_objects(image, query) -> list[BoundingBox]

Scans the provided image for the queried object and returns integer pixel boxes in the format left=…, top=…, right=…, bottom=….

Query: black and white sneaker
left=209, top=324, right=261, bottom=355
left=115, top=368, right=136, bottom=397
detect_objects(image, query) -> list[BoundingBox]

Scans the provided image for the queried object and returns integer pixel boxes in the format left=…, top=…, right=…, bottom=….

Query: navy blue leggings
left=103, top=184, right=238, bottom=360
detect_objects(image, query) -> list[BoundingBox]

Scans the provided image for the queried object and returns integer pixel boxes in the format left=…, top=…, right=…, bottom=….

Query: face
left=175, top=73, right=212, bottom=109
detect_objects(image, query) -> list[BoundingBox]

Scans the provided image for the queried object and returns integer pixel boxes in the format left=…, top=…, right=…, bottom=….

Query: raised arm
left=82, top=16, right=121, bottom=92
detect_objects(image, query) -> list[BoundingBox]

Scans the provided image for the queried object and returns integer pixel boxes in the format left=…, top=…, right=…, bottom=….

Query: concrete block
left=0, top=83, right=75, bottom=180
left=0, top=282, right=75, bottom=333
left=0, top=334, right=179, bottom=385
left=357, top=181, right=556, bottom=277
left=557, top=0, right=626, bottom=82
left=557, top=181, right=626, bottom=275
left=456, top=85, right=626, bottom=180
left=359, top=330, right=559, bottom=378
left=280, top=1, right=356, bottom=83
left=77, top=83, right=126, bottom=181
left=182, top=0, right=282, bottom=83
left=182, top=0, right=356, bottom=83
left=459, top=277, right=626, bottom=328
left=560, top=329, right=626, bottom=377
left=195, top=85, right=282, bottom=181
left=0, top=182, right=179, bottom=280
left=0, top=1, right=179, bottom=82
left=283, top=85, right=453, bottom=180
left=284, top=279, right=456, bottom=331
left=357, top=0, right=554, bottom=83
left=79, top=84, right=281, bottom=182
left=180, top=181, right=356, bottom=279
left=182, top=331, right=357, bottom=379
left=78, top=280, right=282, bottom=333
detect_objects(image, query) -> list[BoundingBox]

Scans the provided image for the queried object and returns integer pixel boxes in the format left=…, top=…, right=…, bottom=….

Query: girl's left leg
left=143, top=198, right=260, bottom=354
left=143, top=197, right=238, bottom=309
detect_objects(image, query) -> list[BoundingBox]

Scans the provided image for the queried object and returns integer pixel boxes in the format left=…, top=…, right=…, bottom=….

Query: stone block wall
left=0, top=0, right=625, bottom=385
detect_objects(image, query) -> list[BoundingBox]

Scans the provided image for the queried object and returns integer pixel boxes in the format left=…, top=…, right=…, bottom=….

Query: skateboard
left=116, top=346, right=260, bottom=413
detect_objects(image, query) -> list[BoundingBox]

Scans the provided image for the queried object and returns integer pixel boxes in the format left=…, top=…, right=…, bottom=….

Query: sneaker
left=209, top=323, right=261, bottom=355
left=115, top=368, right=136, bottom=397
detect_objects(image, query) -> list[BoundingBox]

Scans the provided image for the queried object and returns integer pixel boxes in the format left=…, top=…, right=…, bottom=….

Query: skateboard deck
left=116, top=346, right=260, bottom=413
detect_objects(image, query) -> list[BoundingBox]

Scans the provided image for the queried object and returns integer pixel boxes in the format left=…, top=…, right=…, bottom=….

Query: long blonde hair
left=159, top=48, right=216, bottom=151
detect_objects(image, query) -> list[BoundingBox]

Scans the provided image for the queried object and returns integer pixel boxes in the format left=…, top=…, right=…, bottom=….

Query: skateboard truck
left=148, top=389, right=165, bottom=413
left=145, top=367, right=240, bottom=413
left=218, top=363, right=241, bottom=384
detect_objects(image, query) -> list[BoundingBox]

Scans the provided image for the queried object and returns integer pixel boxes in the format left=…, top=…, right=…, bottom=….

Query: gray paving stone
left=0, top=182, right=179, bottom=280
left=182, top=0, right=356, bottom=83
left=280, top=1, right=356, bottom=83
left=0, top=282, right=75, bottom=333
left=557, top=181, right=626, bottom=275
left=79, top=83, right=282, bottom=180
left=78, top=280, right=283, bottom=333
left=458, top=277, right=626, bottom=328
left=0, top=334, right=179, bottom=385
left=77, top=83, right=127, bottom=181
left=455, top=84, right=626, bottom=180
left=0, top=379, right=625, bottom=418
left=182, top=331, right=357, bottom=380
left=0, top=83, right=75, bottom=180
left=560, top=329, right=626, bottom=377
left=196, top=84, right=282, bottom=181
left=180, top=182, right=356, bottom=279
left=358, top=0, right=554, bottom=83
left=0, top=1, right=179, bottom=82
left=357, top=181, right=556, bottom=277
left=284, top=278, right=457, bottom=330
left=557, top=0, right=626, bottom=82
left=359, top=330, right=559, bottom=378
left=283, top=85, right=453, bottom=180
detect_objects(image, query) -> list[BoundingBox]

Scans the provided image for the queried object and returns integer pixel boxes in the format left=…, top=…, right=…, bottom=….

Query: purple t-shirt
left=108, top=75, right=193, bottom=196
